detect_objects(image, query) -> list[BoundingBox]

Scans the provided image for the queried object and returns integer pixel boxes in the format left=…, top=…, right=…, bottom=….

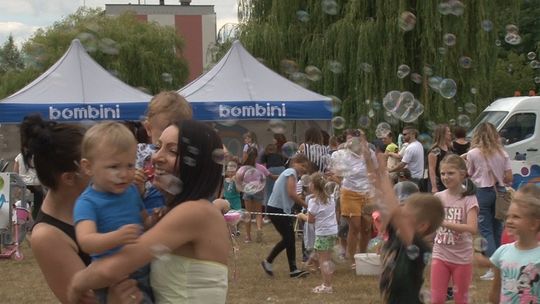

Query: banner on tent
left=0, top=103, right=148, bottom=123
left=191, top=101, right=332, bottom=121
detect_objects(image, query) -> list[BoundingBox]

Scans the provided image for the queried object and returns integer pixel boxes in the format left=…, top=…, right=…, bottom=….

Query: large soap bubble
left=375, top=122, right=392, bottom=139
left=439, top=78, right=457, bottom=99
left=235, top=166, right=266, bottom=195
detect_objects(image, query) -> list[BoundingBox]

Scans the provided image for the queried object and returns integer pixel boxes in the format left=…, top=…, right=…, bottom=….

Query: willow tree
left=0, top=7, right=189, bottom=99
left=236, top=0, right=521, bottom=130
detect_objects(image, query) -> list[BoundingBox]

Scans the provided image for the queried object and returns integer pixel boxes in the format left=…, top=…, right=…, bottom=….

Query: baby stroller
left=0, top=172, right=28, bottom=261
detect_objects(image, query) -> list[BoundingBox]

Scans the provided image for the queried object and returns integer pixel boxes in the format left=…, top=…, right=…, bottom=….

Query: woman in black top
left=452, top=126, right=471, bottom=156
left=428, top=124, right=452, bottom=193
left=22, top=114, right=140, bottom=303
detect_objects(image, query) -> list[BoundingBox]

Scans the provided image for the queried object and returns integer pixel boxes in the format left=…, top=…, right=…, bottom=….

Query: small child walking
left=74, top=122, right=152, bottom=303
left=303, top=172, right=338, bottom=293
left=430, top=154, right=479, bottom=304
left=489, top=184, right=540, bottom=304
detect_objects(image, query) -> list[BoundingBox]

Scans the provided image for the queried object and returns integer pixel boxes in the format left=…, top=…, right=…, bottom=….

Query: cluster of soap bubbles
left=399, top=11, right=416, bottom=32
left=504, top=24, right=522, bottom=45
left=438, top=0, right=465, bottom=16
left=382, top=91, right=424, bottom=123
left=235, top=166, right=266, bottom=195
left=428, top=77, right=457, bottom=99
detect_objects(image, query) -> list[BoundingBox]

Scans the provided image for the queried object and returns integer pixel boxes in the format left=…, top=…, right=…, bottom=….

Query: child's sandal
left=312, top=284, right=333, bottom=294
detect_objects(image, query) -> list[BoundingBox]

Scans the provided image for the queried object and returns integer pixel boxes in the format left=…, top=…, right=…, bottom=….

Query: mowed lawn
left=0, top=223, right=494, bottom=303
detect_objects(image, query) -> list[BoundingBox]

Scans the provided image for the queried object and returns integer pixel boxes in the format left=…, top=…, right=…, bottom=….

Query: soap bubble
left=428, top=76, right=443, bottom=92
left=438, top=47, right=447, bottom=55
left=410, top=73, right=422, bottom=84
left=449, top=118, right=456, bottom=126
left=418, top=133, right=433, bottom=151
left=372, top=101, right=382, bottom=111
left=375, top=122, right=392, bottom=139
left=367, top=109, right=375, bottom=118
left=530, top=60, right=540, bottom=69
left=535, top=76, right=540, bottom=84
left=290, top=72, right=309, bottom=88
left=211, top=148, right=226, bottom=165
left=217, top=119, right=238, bottom=127
left=439, top=78, right=457, bottom=99
left=459, top=56, right=472, bottom=69
left=325, top=95, right=342, bottom=113
left=99, top=37, right=119, bottom=55
left=457, top=114, right=471, bottom=128
left=151, top=244, right=172, bottom=261
left=438, top=2, right=451, bottom=15
left=505, top=33, right=522, bottom=45
left=282, top=141, right=299, bottom=158
left=457, top=106, right=463, bottom=113
left=443, top=33, right=457, bottom=46
left=296, top=10, right=310, bottom=22
left=280, top=59, right=299, bottom=74
left=236, top=166, right=266, bottom=194
left=321, top=0, right=339, bottom=15
left=527, top=52, right=537, bottom=60
left=481, top=20, right=493, bottom=32
left=305, top=65, right=322, bottom=81
left=406, top=244, right=420, bottom=260
left=451, top=1, right=465, bottom=16
left=495, top=40, right=502, bottom=47
left=397, top=64, right=411, bottom=79
left=161, top=73, right=173, bottom=83
left=332, top=116, right=346, bottom=129
left=478, top=215, right=484, bottom=223
left=473, top=237, right=488, bottom=252
left=423, top=252, right=432, bottom=264
left=505, top=24, right=519, bottom=34
left=426, top=121, right=437, bottom=131
left=399, top=11, right=416, bottom=31
left=431, top=147, right=441, bottom=156
left=328, top=60, right=343, bottom=74
left=464, top=102, right=477, bottom=114
left=384, top=111, right=400, bottom=125
left=383, top=90, right=402, bottom=112
left=153, top=174, right=183, bottom=195
left=470, top=87, right=478, bottom=95
left=359, top=62, right=373, bottom=73
left=367, top=236, right=383, bottom=253
left=320, top=261, right=336, bottom=275
left=423, top=66, right=434, bottom=76
left=183, top=156, right=197, bottom=167
left=358, top=115, right=371, bottom=128
left=269, top=119, right=286, bottom=134
left=224, top=211, right=242, bottom=225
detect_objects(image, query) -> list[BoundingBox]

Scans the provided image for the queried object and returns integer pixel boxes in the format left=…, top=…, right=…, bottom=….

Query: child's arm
left=489, top=266, right=501, bottom=304
left=75, top=221, right=141, bottom=254
left=441, top=206, right=478, bottom=234
left=363, top=144, right=415, bottom=245
left=287, top=176, right=307, bottom=209
left=307, top=213, right=315, bottom=223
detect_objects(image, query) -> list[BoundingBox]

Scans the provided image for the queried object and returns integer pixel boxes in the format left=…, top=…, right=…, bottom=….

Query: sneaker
left=256, top=230, right=263, bottom=243
left=261, top=260, right=273, bottom=277
left=312, top=284, right=333, bottom=294
left=290, top=269, right=309, bottom=278
left=480, top=269, right=494, bottom=281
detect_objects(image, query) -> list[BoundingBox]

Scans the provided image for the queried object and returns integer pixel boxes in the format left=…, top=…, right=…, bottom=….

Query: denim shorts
left=314, top=235, right=337, bottom=251
left=243, top=190, right=264, bottom=202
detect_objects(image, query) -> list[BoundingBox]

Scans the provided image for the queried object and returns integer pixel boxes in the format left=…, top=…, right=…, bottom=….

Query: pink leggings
left=430, top=259, right=473, bottom=304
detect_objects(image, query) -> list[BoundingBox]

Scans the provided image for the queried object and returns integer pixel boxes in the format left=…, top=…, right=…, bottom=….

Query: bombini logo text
left=49, top=105, right=121, bottom=120
left=219, top=103, right=287, bottom=118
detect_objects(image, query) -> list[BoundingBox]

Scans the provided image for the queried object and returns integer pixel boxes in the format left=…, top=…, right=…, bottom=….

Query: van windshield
left=466, top=111, right=508, bottom=138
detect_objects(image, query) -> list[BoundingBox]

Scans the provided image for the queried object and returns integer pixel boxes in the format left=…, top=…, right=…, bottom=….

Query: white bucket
left=354, top=253, right=382, bottom=276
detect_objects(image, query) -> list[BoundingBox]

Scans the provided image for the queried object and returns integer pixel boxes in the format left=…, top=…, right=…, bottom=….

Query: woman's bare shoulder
left=31, top=223, right=78, bottom=252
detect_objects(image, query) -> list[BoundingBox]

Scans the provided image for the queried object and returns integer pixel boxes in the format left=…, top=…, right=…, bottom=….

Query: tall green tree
left=0, top=7, right=189, bottom=99
left=0, top=34, right=24, bottom=73
left=235, top=0, right=522, bottom=130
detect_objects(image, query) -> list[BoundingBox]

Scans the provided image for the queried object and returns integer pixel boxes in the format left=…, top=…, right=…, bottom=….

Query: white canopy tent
left=0, top=39, right=152, bottom=123
left=179, top=40, right=332, bottom=156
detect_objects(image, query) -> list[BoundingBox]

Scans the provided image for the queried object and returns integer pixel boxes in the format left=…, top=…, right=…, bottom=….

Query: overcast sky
left=0, top=0, right=238, bottom=47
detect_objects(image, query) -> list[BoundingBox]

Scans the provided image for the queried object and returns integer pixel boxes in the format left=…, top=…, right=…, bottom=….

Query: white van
left=469, top=96, right=540, bottom=188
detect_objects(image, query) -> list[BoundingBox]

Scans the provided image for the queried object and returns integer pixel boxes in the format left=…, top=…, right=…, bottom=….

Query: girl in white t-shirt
left=302, top=172, right=338, bottom=293
left=430, top=154, right=479, bottom=304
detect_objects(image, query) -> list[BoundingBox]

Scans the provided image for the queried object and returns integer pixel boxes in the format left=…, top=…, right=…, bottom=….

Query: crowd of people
left=12, top=89, right=539, bottom=303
